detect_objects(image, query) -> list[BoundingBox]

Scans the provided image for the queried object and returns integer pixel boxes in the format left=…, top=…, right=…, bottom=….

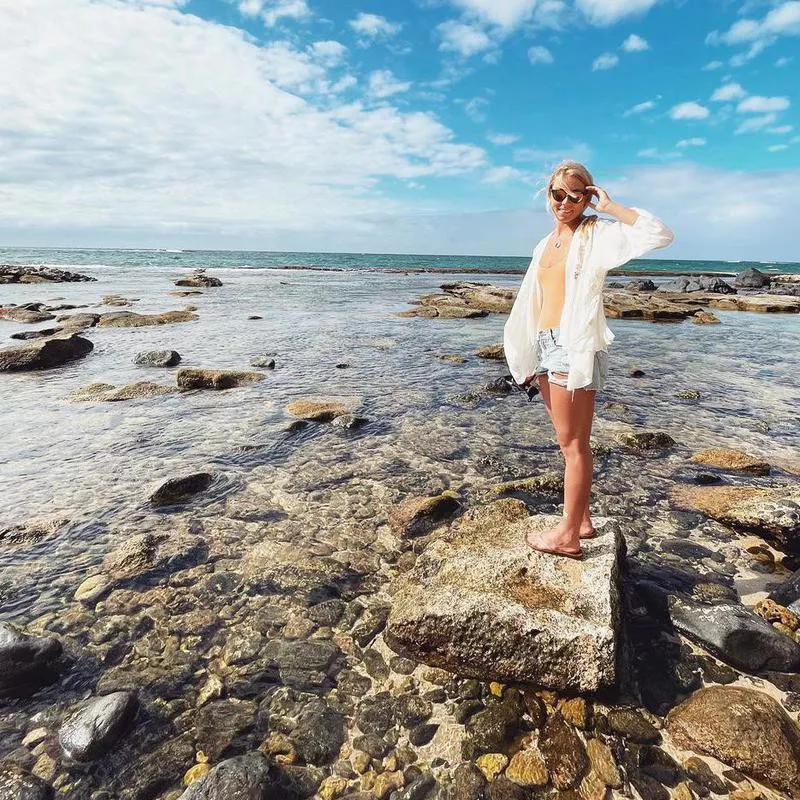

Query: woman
left=503, top=161, right=674, bottom=559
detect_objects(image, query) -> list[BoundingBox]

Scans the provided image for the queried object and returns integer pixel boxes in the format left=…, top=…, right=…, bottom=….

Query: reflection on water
left=1, top=264, right=798, bottom=623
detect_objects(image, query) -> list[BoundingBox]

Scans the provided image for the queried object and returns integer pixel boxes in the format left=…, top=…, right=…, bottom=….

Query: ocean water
left=1, top=245, right=799, bottom=276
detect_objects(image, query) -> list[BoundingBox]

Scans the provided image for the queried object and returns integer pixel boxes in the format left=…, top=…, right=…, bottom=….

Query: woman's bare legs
left=527, top=374, right=597, bottom=554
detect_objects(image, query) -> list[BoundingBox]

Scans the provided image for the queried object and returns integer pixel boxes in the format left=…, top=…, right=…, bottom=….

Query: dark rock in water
left=538, top=713, right=588, bottom=790
left=250, top=355, right=276, bottom=369
left=10, top=327, right=63, bottom=340
left=248, top=315, right=262, bottom=320
left=606, top=281, right=624, bottom=288
left=331, top=413, right=368, bottom=430
left=134, top=349, right=181, bottom=367
left=0, top=306, right=56, bottom=324
left=657, top=276, right=736, bottom=294
left=388, top=490, right=461, bottom=538
left=616, top=430, right=675, bottom=452
left=462, top=700, right=521, bottom=759
left=769, top=569, right=800, bottom=614
left=355, top=693, right=398, bottom=736
left=483, top=377, right=512, bottom=394
left=175, top=272, right=223, bottom=288
left=0, top=762, right=55, bottom=799
left=58, top=691, right=139, bottom=761
left=291, top=701, right=346, bottom=765
left=735, top=267, right=770, bottom=288
left=666, top=686, right=800, bottom=795
left=606, top=708, right=661, bottom=743
left=177, top=368, right=265, bottom=390
left=0, top=623, right=62, bottom=698
left=101, top=531, right=209, bottom=584
left=408, top=723, right=438, bottom=746
left=150, top=472, right=214, bottom=506
left=0, top=265, right=95, bottom=284
left=0, top=334, right=93, bottom=372
left=178, top=752, right=284, bottom=799
left=628, top=279, right=656, bottom=291
left=628, top=367, right=646, bottom=377
left=667, top=596, right=800, bottom=673
left=181, top=699, right=257, bottom=760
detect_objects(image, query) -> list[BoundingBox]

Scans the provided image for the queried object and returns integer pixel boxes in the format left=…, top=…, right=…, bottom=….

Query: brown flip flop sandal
left=526, top=531, right=584, bottom=561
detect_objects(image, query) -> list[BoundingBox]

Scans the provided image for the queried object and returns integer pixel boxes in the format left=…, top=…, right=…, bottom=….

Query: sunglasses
left=550, top=187, right=587, bottom=204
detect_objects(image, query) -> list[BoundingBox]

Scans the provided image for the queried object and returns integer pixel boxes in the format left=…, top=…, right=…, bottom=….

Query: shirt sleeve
left=594, top=207, right=674, bottom=273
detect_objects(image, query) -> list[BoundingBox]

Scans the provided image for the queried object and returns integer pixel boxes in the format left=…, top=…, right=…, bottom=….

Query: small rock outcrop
left=0, top=623, right=62, bottom=698
left=134, top=349, right=182, bottom=367
left=177, top=369, right=265, bottom=390
left=769, top=568, right=800, bottom=614
left=10, top=327, right=63, bottom=340
left=150, top=473, right=214, bottom=506
left=98, top=310, right=198, bottom=327
left=0, top=334, right=93, bottom=372
left=385, top=500, right=622, bottom=692
left=59, top=691, right=139, bottom=761
left=285, top=399, right=352, bottom=421
left=0, top=265, right=95, bottom=284
left=689, top=447, right=770, bottom=475
left=175, top=272, right=223, bottom=288
left=72, top=382, right=174, bottom=402
left=669, top=484, right=800, bottom=552
left=735, top=267, right=771, bottom=288
left=666, top=686, right=800, bottom=796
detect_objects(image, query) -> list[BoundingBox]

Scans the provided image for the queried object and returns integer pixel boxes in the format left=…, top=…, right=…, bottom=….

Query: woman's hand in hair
left=585, top=185, right=612, bottom=212
left=586, top=185, right=640, bottom=225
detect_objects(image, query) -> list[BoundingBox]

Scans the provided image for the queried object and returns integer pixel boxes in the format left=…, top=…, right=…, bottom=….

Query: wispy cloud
left=592, top=52, right=619, bottom=71
left=670, top=102, right=710, bottom=120
left=676, top=137, right=706, bottom=147
left=624, top=99, right=656, bottom=116
left=349, top=12, right=402, bottom=44
left=488, top=133, right=521, bottom=146
left=576, top=0, right=660, bottom=26
left=710, top=82, right=747, bottom=102
left=367, top=70, right=412, bottom=99
left=706, top=1, right=800, bottom=63
left=737, top=95, right=790, bottom=113
left=622, top=34, right=649, bottom=52
left=437, top=19, right=494, bottom=58
left=238, top=0, right=311, bottom=26
left=528, top=46, right=553, bottom=64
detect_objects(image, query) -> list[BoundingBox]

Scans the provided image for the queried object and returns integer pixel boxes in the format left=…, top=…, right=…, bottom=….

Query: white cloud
left=239, top=0, right=312, bottom=26
left=576, top=0, right=659, bottom=26
left=737, top=95, right=790, bottom=113
left=463, top=97, right=489, bottom=122
left=623, top=99, right=656, bottom=116
left=711, top=82, right=747, bottom=102
left=310, top=40, right=347, bottom=67
left=0, top=0, right=489, bottom=240
left=622, top=34, right=649, bottom=52
left=670, top=102, right=710, bottom=120
left=592, top=52, right=619, bottom=71
left=437, top=19, right=494, bottom=57
left=775, top=56, right=792, bottom=66
left=768, top=124, right=794, bottom=134
left=702, top=60, right=724, bottom=70
left=513, top=143, right=593, bottom=165
left=367, top=70, right=411, bottom=99
left=676, top=137, right=706, bottom=147
left=768, top=144, right=789, bottom=151
left=736, top=113, right=778, bottom=133
left=528, top=45, right=554, bottom=64
left=488, top=133, right=521, bottom=145
left=707, top=1, right=800, bottom=62
left=447, top=0, right=539, bottom=29
left=349, top=12, right=402, bottom=43
left=483, top=165, right=527, bottom=183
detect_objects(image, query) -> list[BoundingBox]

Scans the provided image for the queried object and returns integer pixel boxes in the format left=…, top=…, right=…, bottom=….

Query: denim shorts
left=533, top=327, right=608, bottom=391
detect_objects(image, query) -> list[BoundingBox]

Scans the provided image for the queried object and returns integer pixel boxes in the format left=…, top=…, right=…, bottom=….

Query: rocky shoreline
left=1, top=265, right=799, bottom=800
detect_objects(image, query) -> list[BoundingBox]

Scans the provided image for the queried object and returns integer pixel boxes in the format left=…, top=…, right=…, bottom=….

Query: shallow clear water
left=1, top=264, right=798, bottom=623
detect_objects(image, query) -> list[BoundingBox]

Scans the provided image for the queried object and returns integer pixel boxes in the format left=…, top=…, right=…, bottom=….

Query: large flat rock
left=384, top=499, right=622, bottom=693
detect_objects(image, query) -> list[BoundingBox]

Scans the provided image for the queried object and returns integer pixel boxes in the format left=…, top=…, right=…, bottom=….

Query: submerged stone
left=150, top=472, right=214, bottom=506
left=388, top=490, right=461, bottom=538
left=0, top=334, right=93, bottom=372
left=666, top=686, right=800, bottom=796
left=384, top=500, right=622, bottom=693
left=0, top=623, right=62, bottom=699
left=59, top=691, right=139, bottom=761
left=0, top=762, right=54, bottom=799
left=177, top=368, right=264, bottom=390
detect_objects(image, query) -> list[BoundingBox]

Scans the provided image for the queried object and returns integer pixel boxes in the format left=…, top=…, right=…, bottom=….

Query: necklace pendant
left=554, top=241, right=561, bottom=249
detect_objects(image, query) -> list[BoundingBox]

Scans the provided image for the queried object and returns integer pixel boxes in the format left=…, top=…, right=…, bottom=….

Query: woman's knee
left=558, top=435, right=590, bottom=459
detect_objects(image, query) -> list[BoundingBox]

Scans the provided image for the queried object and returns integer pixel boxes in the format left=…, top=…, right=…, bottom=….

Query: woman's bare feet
left=525, top=522, right=583, bottom=559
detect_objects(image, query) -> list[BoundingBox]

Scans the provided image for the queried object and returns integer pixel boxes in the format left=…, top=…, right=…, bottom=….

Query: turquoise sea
left=1, top=246, right=799, bottom=276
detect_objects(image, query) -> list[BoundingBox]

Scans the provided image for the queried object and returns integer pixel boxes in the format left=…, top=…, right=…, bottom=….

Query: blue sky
left=1, top=0, right=799, bottom=259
